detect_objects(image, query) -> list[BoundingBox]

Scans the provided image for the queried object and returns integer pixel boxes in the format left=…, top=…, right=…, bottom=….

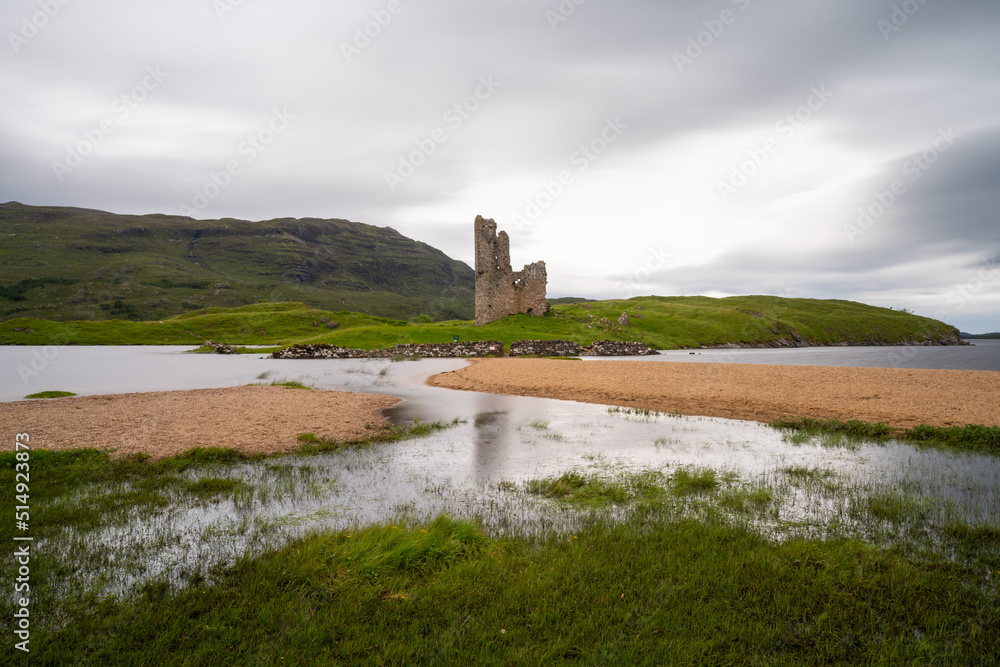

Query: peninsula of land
left=3, top=385, right=400, bottom=460
left=428, top=358, right=1000, bottom=430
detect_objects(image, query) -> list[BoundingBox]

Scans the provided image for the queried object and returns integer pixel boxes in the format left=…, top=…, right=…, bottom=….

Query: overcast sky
left=2, top=0, right=998, bottom=332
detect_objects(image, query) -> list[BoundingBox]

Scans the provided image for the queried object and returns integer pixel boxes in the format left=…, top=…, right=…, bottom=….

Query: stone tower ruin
left=474, top=215, right=549, bottom=326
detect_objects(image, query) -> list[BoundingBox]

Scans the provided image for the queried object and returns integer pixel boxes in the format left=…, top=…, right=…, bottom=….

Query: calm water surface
left=599, top=339, right=1000, bottom=371
left=1, top=345, right=997, bottom=596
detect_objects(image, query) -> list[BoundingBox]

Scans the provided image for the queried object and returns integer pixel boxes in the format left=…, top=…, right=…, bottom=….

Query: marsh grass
left=527, top=467, right=730, bottom=508
left=5, top=420, right=999, bottom=663
left=0, top=448, right=260, bottom=538
left=245, top=379, right=313, bottom=390
left=905, top=423, right=1000, bottom=454
left=19, top=503, right=999, bottom=664
left=670, top=467, right=719, bottom=494
left=773, top=416, right=1000, bottom=455
left=295, top=421, right=451, bottom=455
left=719, top=486, right=774, bottom=513
left=782, top=466, right=836, bottom=482
left=0, top=421, right=460, bottom=646
left=184, top=477, right=245, bottom=500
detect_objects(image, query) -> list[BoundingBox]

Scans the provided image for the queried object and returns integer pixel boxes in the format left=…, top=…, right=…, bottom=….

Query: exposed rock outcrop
left=204, top=340, right=235, bottom=354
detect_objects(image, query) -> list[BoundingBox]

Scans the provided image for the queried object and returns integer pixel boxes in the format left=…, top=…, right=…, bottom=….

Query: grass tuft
left=526, top=470, right=672, bottom=507
left=245, top=379, right=312, bottom=390
left=24, top=390, right=77, bottom=399
left=670, top=467, right=718, bottom=494
left=295, top=421, right=451, bottom=455
left=903, top=423, right=1000, bottom=454
left=772, top=416, right=893, bottom=440
left=772, top=416, right=1000, bottom=455
left=184, top=477, right=244, bottom=499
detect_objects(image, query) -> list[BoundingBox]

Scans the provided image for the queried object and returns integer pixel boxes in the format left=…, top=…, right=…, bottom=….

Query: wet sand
left=3, top=386, right=400, bottom=460
left=428, top=358, right=1000, bottom=429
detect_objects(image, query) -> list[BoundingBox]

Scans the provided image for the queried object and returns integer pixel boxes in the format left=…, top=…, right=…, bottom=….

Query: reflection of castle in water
left=474, top=215, right=549, bottom=326
left=471, top=395, right=514, bottom=480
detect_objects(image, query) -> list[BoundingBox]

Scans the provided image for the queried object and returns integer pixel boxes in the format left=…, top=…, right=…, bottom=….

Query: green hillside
left=0, top=296, right=963, bottom=349
left=0, top=202, right=473, bottom=323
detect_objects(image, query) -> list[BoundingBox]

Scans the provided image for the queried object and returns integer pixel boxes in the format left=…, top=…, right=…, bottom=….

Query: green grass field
left=3, top=445, right=996, bottom=664
left=0, top=295, right=963, bottom=350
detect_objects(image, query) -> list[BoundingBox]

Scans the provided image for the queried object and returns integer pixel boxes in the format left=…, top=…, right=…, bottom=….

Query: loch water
left=1, top=343, right=997, bottom=595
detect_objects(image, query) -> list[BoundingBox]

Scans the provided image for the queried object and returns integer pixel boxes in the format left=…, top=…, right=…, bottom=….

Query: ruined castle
left=474, top=215, right=549, bottom=326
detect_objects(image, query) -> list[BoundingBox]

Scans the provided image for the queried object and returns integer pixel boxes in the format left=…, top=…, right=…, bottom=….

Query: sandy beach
left=2, top=385, right=400, bottom=460
left=428, top=358, right=1000, bottom=429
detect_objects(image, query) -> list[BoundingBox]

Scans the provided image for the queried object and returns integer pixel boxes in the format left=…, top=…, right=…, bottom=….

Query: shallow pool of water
left=4, top=347, right=998, bottom=599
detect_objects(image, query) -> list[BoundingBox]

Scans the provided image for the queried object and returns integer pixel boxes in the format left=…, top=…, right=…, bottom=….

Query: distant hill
left=548, top=297, right=599, bottom=305
left=961, top=332, right=1000, bottom=339
left=0, top=202, right=473, bottom=322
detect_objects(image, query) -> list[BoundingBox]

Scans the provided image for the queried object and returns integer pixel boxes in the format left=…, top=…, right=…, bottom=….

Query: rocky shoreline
left=690, top=331, right=968, bottom=350
left=253, top=332, right=969, bottom=359
left=269, top=339, right=660, bottom=359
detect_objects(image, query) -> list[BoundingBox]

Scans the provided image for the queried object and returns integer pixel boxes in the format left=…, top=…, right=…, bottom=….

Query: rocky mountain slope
left=0, top=202, right=473, bottom=322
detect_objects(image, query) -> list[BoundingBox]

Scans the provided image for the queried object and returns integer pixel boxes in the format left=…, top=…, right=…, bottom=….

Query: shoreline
left=2, top=385, right=400, bottom=460
left=427, top=358, right=1000, bottom=430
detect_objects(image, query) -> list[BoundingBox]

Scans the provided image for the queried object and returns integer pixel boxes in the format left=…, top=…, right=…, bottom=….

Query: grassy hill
left=0, top=296, right=964, bottom=349
left=0, top=202, right=473, bottom=323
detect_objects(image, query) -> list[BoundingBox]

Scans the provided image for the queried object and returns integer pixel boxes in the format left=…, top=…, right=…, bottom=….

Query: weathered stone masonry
left=271, top=341, right=505, bottom=359
left=270, top=339, right=659, bottom=359
left=474, top=215, right=549, bottom=326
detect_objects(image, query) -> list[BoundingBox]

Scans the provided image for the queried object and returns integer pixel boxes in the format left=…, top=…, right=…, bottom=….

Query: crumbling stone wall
left=509, top=340, right=582, bottom=356
left=474, top=215, right=549, bottom=326
left=271, top=341, right=504, bottom=359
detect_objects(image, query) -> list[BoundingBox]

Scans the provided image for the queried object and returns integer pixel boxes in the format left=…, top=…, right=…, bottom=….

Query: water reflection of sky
left=586, top=339, right=1000, bottom=371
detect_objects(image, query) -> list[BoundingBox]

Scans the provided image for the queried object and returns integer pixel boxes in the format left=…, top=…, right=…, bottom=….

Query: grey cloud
left=1, top=0, right=998, bottom=331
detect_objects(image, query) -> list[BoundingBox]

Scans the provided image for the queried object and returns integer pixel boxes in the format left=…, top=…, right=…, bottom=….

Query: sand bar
left=428, top=358, right=1000, bottom=429
left=2, top=386, right=400, bottom=460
